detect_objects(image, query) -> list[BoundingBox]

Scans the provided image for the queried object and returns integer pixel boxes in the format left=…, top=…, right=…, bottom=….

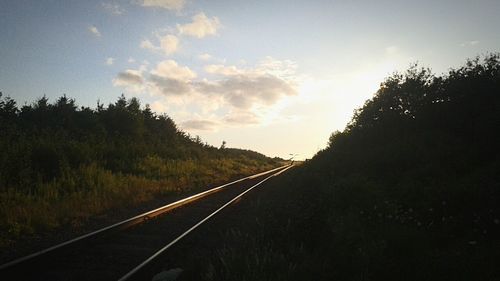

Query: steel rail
left=0, top=165, right=289, bottom=271
left=118, top=164, right=294, bottom=281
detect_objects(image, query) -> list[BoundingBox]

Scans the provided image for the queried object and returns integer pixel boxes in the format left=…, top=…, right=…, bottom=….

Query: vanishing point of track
left=0, top=165, right=293, bottom=281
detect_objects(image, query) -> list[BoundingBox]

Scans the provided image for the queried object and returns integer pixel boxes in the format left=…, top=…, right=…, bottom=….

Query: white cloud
left=89, top=25, right=101, bottom=37
left=198, top=53, right=213, bottom=61
left=106, top=57, right=115, bottom=65
left=150, top=100, right=167, bottom=113
left=256, top=56, right=298, bottom=79
left=102, top=2, right=125, bottom=15
left=140, top=39, right=157, bottom=51
left=200, top=57, right=298, bottom=110
left=149, top=60, right=196, bottom=96
left=204, top=64, right=243, bottom=76
left=140, top=0, right=185, bottom=11
left=223, top=110, right=260, bottom=125
left=152, top=60, right=196, bottom=80
left=460, top=40, right=479, bottom=47
left=199, top=53, right=227, bottom=64
left=196, top=74, right=297, bottom=109
left=140, top=34, right=179, bottom=55
left=181, top=119, right=219, bottom=131
left=128, top=57, right=136, bottom=63
left=205, top=57, right=298, bottom=78
left=196, top=58, right=298, bottom=126
left=177, top=13, right=221, bottom=38
left=160, top=34, right=179, bottom=55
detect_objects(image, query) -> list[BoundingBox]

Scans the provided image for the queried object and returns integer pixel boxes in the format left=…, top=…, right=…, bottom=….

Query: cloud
left=197, top=74, right=297, bottom=109
left=150, top=75, right=193, bottom=96
left=128, top=57, right=136, bottom=63
left=204, top=64, right=243, bottom=76
left=140, top=0, right=185, bottom=11
left=198, top=53, right=213, bottom=61
left=460, top=40, right=479, bottom=47
left=102, top=2, right=125, bottom=15
left=199, top=53, right=227, bottom=64
left=140, top=39, right=157, bottom=51
left=112, top=69, right=145, bottom=93
left=89, top=25, right=101, bottom=37
left=152, top=60, right=196, bottom=80
left=149, top=60, right=196, bottom=96
left=177, top=13, right=221, bottom=38
left=181, top=119, right=219, bottom=131
left=159, top=34, right=179, bottom=55
left=223, top=111, right=260, bottom=125
left=106, top=57, right=115, bottom=65
left=200, top=57, right=298, bottom=109
left=112, top=60, right=197, bottom=97
left=256, top=56, right=298, bottom=79
left=150, top=100, right=167, bottom=113
left=140, top=35, right=180, bottom=55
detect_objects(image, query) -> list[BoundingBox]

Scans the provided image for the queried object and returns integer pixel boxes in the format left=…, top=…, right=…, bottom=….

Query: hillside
left=178, top=54, right=500, bottom=280
left=0, top=94, right=280, bottom=249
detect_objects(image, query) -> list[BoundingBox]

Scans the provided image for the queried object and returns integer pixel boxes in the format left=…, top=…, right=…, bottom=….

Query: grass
left=175, top=164, right=500, bottom=281
left=0, top=157, right=280, bottom=249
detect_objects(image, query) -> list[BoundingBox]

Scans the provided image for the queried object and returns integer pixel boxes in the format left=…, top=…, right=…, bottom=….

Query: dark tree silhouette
left=201, top=53, right=500, bottom=281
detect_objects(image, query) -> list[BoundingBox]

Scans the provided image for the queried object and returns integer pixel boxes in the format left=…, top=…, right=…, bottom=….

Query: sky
left=1, top=0, right=499, bottom=159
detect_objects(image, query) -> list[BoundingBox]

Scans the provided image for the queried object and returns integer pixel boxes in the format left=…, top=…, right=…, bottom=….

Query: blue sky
left=1, top=0, right=499, bottom=159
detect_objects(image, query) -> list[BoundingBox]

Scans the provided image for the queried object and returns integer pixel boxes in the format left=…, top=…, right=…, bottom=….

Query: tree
left=220, top=140, right=226, bottom=150
left=0, top=92, right=18, bottom=119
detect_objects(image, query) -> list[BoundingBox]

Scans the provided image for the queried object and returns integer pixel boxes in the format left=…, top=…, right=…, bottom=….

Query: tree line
left=0, top=93, right=280, bottom=247
left=306, top=54, right=500, bottom=279
left=0, top=94, right=275, bottom=192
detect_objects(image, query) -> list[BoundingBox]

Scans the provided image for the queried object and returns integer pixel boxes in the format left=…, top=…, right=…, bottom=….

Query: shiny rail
left=118, top=164, right=294, bottom=281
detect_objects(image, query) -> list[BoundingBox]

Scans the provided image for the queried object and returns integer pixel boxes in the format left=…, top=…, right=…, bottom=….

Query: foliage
left=0, top=93, right=279, bottom=247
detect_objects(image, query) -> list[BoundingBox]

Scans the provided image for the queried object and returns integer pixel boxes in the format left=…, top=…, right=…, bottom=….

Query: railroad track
left=0, top=165, right=292, bottom=281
